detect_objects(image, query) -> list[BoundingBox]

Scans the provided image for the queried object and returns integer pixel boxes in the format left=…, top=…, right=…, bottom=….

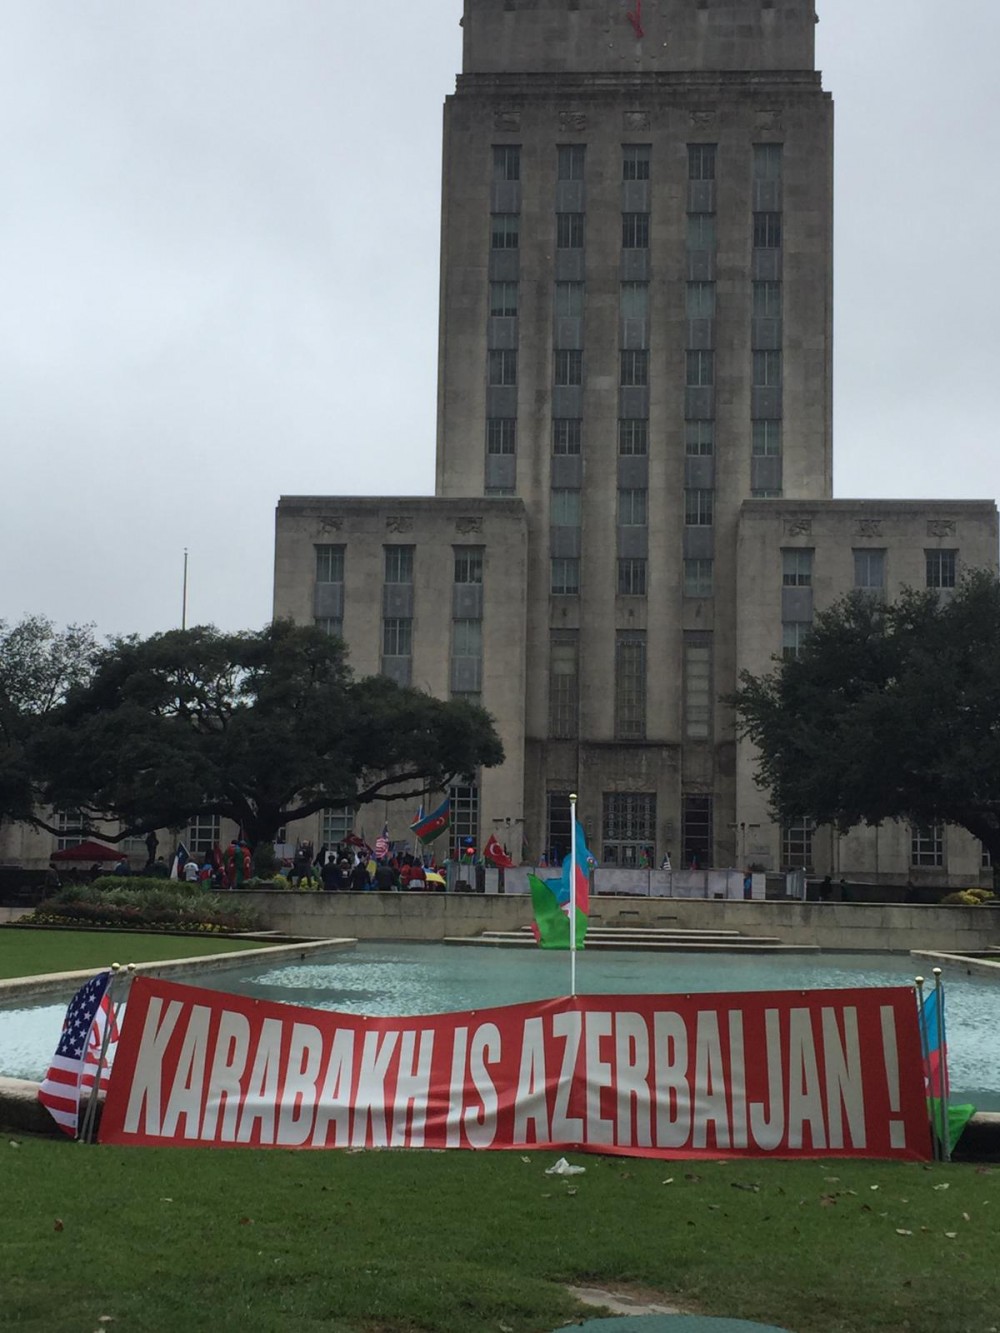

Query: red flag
left=484, top=834, right=514, bottom=868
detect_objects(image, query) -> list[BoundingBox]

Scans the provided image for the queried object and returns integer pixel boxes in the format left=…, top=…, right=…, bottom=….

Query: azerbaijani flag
left=920, top=984, right=975, bottom=1153
left=410, top=797, right=451, bottom=843
left=529, top=820, right=592, bottom=950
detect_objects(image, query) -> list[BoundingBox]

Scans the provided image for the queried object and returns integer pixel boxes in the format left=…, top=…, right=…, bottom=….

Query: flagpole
left=933, top=967, right=951, bottom=1163
left=79, top=963, right=122, bottom=1144
left=915, top=975, right=939, bottom=1162
left=569, top=792, right=578, bottom=998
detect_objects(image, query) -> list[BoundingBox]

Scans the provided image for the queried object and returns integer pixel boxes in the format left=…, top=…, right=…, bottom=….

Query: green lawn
left=2, top=1140, right=996, bottom=1332
left=0, top=928, right=270, bottom=980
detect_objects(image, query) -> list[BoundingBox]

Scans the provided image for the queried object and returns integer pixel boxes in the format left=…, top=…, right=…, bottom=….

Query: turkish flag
left=484, top=834, right=515, bottom=868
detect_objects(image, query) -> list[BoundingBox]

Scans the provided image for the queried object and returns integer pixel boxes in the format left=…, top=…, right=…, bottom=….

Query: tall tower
left=435, top=0, right=833, bottom=868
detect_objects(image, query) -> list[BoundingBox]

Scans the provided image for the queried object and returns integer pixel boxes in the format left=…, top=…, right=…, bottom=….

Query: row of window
left=490, top=278, right=781, bottom=323
left=781, top=547, right=958, bottom=591
left=315, top=545, right=484, bottom=586
left=492, top=142, right=782, bottom=185
left=548, top=631, right=712, bottom=742
left=492, top=416, right=768, bottom=460
left=548, top=555, right=715, bottom=602
left=487, top=347, right=782, bottom=388
left=492, top=210, right=781, bottom=252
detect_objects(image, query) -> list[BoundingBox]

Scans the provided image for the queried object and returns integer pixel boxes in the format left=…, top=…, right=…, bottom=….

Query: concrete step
left=443, top=936, right=819, bottom=953
left=479, top=928, right=785, bottom=946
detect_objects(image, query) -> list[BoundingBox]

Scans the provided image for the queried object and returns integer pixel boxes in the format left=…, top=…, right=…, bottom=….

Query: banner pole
left=914, top=976, right=938, bottom=1162
left=933, top=968, right=952, bottom=1163
left=78, top=963, right=121, bottom=1145
left=569, top=792, right=578, bottom=997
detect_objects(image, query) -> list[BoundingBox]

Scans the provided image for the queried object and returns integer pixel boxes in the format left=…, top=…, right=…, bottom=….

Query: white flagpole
left=569, top=792, right=578, bottom=997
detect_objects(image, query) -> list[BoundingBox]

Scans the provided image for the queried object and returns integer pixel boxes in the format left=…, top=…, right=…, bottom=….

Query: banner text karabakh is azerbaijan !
left=98, top=977, right=931, bottom=1160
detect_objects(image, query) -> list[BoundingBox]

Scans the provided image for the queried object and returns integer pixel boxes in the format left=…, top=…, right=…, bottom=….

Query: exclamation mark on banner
left=880, top=1006, right=906, bottom=1149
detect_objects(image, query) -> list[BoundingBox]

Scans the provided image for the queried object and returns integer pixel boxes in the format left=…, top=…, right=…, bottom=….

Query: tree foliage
left=731, top=571, right=1000, bottom=860
left=0, top=616, right=99, bottom=823
left=31, top=621, right=504, bottom=848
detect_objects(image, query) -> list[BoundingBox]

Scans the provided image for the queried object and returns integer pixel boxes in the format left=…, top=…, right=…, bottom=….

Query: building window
left=926, top=549, right=957, bottom=589
left=621, top=212, right=650, bottom=249
left=753, top=143, right=783, bottom=181
left=554, top=349, right=583, bottom=386
left=686, top=282, right=715, bottom=319
left=752, top=489, right=783, bottom=499
left=911, top=823, right=944, bottom=868
left=688, top=143, right=717, bottom=181
left=454, top=548, right=483, bottom=584
left=554, top=281, right=584, bottom=317
left=684, top=637, right=712, bottom=739
left=620, top=349, right=649, bottom=386
left=485, top=486, right=515, bottom=497
left=622, top=143, right=651, bottom=180
left=615, top=633, right=647, bottom=740
left=684, top=559, right=714, bottom=598
left=686, top=350, right=714, bottom=386
left=782, top=621, right=811, bottom=660
left=752, top=420, right=782, bottom=456
left=322, top=807, right=353, bottom=845
left=486, top=417, right=516, bottom=454
left=546, top=791, right=573, bottom=864
left=682, top=795, right=713, bottom=869
left=384, top=546, right=413, bottom=584
left=448, top=783, right=479, bottom=862
left=753, top=281, right=782, bottom=318
left=687, top=214, right=716, bottom=250
left=452, top=691, right=481, bottom=707
left=55, top=810, right=85, bottom=851
left=782, top=818, right=814, bottom=872
left=557, top=144, right=586, bottom=181
left=782, top=549, right=813, bottom=587
left=314, top=617, right=343, bottom=637
left=452, top=619, right=482, bottom=658
left=854, top=548, right=886, bottom=594
left=619, top=419, right=648, bottom=455
left=618, top=488, right=647, bottom=526
left=553, top=418, right=582, bottom=455
left=550, top=488, right=581, bottom=527
left=493, top=144, right=521, bottom=181
left=753, top=349, right=782, bottom=387
left=491, top=214, right=520, bottom=249
left=618, top=558, right=647, bottom=596
left=488, top=349, right=517, bottom=385
left=551, top=558, right=580, bottom=595
left=315, top=545, right=344, bottom=583
left=382, top=618, right=412, bottom=656
left=549, top=635, right=579, bottom=739
left=188, top=815, right=221, bottom=857
left=603, top=792, right=656, bottom=867
left=685, top=489, right=714, bottom=526
left=753, top=212, right=782, bottom=249
left=556, top=213, right=585, bottom=249
left=620, top=281, right=649, bottom=320
left=489, top=281, right=518, bottom=317
left=685, top=421, right=714, bottom=456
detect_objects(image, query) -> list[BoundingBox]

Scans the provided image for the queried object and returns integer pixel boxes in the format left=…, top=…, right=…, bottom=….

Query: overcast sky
left=2, top=1, right=998, bottom=638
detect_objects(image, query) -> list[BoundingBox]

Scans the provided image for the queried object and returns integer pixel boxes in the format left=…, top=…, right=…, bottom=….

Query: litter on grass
left=545, top=1157, right=586, bottom=1176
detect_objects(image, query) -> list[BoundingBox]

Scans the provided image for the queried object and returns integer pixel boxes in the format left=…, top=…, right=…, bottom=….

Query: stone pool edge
left=0, top=935, right=358, bottom=1003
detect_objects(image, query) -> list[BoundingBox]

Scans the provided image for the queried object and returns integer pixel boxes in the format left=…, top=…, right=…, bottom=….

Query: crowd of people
left=290, top=841, right=449, bottom=892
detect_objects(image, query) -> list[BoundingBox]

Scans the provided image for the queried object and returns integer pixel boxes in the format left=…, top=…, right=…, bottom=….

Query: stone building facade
left=267, top=0, right=999, bottom=884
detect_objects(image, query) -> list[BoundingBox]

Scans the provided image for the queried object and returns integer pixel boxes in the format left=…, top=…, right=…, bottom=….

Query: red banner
left=98, top=978, right=931, bottom=1160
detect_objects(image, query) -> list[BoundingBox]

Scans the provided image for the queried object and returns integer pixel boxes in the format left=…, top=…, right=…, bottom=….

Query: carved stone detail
left=559, top=111, right=587, bottom=132
left=623, top=110, right=650, bottom=131
left=855, top=519, right=883, bottom=538
left=755, top=108, right=784, bottom=130
left=455, top=517, right=484, bottom=535
left=783, top=517, right=812, bottom=538
left=927, top=519, right=957, bottom=538
left=689, top=109, right=716, bottom=128
left=385, top=515, right=413, bottom=534
left=493, top=107, right=521, bottom=132
left=318, top=516, right=342, bottom=533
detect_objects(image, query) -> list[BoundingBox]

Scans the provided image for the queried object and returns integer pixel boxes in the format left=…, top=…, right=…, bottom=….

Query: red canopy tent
left=51, top=839, right=122, bottom=862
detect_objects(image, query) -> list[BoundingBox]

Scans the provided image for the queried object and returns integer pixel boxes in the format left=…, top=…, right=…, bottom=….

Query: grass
left=0, top=928, right=270, bottom=980
left=1, top=1140, right=997, bottom=1332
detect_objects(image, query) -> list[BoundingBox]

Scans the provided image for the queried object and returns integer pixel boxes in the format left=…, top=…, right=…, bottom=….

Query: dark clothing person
left=321, top=859, right=343, bottom=891
left=113, top=858, right=130, bottom=877
left=44, top=863, right=61, bottom=892
left=374, top=863, right=397, bottom=891
left=349, top=861, right=370, bottom=892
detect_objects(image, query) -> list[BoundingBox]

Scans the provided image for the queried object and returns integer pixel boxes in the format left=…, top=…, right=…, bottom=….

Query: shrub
left=31, top=880, right=263, bottom=932
left=940, top=889, right=997, bottom=906
left=252, top=842, right=278, bottom=879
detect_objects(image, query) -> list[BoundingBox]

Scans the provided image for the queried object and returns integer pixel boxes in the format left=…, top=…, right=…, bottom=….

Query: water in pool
left=2, top=943, right=998, bottom=1110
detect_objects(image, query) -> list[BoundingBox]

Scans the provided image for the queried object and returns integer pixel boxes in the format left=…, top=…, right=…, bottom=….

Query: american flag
left=37, top=972, right=119, bottom=1137
left=373, top=823, right=390, bottom=860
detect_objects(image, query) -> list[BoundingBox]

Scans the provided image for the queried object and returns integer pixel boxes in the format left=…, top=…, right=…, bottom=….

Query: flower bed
left=29, top=878, right=263, bottom=934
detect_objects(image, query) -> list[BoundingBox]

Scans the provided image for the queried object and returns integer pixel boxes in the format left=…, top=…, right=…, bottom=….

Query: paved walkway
left=564, top=1289, right=792, bottom=1332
